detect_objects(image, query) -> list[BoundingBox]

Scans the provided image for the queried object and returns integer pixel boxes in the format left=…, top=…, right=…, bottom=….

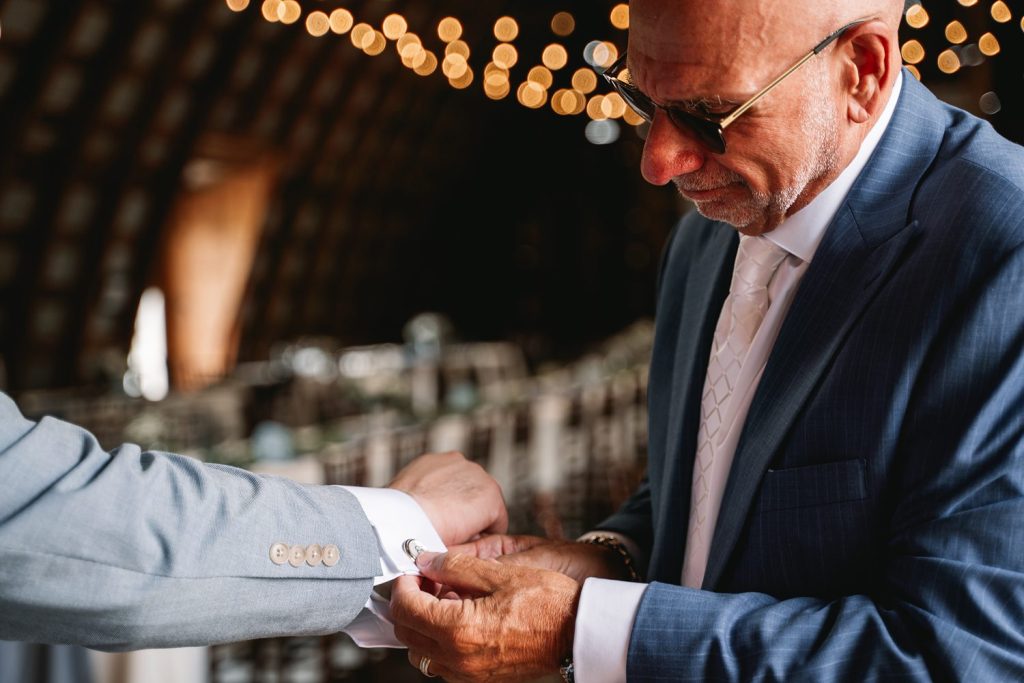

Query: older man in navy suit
left=391, top=0, right=1024, bottom=680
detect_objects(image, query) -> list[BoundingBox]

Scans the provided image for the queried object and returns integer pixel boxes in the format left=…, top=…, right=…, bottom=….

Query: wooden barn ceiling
left=0, top=0, right=1020, bottom=394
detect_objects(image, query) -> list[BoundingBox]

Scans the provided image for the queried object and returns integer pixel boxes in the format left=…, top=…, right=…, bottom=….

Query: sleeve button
left=269, top=542, right=289, bottom=565
left=322, top=544, right=340, bottom=567
left=305, top=544, right=323, bottom=566
left=288, top=545, right=306, bottom=567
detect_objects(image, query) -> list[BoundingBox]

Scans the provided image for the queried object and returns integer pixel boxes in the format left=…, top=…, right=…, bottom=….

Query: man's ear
left=840, top=20, right=897, bottom=124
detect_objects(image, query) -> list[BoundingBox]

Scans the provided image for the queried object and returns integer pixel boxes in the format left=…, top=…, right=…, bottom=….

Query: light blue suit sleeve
left=0, top=392, right=381, bottom=651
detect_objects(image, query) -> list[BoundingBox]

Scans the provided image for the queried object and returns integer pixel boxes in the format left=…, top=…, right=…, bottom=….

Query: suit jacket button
left=322, top=544, right=340, bottom=567
left=269, top=542, right=289, bottom=565
left=305, top=544, right=323, bottom=566
left=288, top=545, right=306, bottom=567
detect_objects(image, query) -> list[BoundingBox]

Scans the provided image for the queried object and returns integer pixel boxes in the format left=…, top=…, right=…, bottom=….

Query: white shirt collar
left=766, top=71, right=904, bottom=263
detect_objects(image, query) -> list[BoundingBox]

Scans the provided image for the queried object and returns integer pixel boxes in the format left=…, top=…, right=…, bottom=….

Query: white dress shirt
left=573, top=73, right=904, bottom=683
left=341, top=486, right=446, bottom=647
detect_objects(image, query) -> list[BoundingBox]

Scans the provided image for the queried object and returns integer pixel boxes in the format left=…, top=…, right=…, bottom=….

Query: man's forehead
left=630, top=1, right=794, bottom=56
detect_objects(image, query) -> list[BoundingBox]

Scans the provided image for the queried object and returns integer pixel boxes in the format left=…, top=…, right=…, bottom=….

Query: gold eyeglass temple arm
left=718, top=50, right=816, bottom=130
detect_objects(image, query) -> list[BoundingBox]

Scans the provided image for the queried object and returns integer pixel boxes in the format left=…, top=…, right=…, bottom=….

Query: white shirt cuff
left=572, top=578, right=648, bottom=683
left=340, top=486, right=446, bottom=648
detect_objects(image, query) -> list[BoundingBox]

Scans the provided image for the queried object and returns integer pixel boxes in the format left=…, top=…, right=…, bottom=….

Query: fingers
left=449, top=535, right=550, bottom=560
left=415, top=551, right=507, bottom=594
left=391, top=575, right=441, bottom=628
left=394, top=623, right=439, bottom=653
left=486, top=490, right=510, bottom=536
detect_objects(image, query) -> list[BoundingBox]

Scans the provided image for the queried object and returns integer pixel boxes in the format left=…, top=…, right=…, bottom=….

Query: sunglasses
left=601, top=18, right=869, bottom=154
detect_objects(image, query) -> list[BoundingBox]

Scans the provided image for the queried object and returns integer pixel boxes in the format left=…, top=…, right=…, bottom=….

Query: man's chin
left=689, top=199, right=761, bottom=230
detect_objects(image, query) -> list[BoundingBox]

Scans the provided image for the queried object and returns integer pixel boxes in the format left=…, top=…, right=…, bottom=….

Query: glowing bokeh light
left=493, top=16, right=519, bottom=42
left=551, top=12, right=575, bottom=37
left=991, top=1, right=1012, bottom=23
left=527, top=66, right=554, bottom=90
left=277, top=0, right=301, bottom=25
left=978, top=32, right=1001, bottom=56
left=905, top=4, right=929, bottom=29
left=979, top=91, right=1002, bottom=114
left=572, top=68, right=598, bottom=94
left=518, top=81, right=547, bottom=109
left=450, top=67, right=474, bottom=90
left=261, top=0, right=281, bottom=22
left=445, top=40, right=470, bottom=59
left=945, top=21, right=967, bottom=44
left=438, top=17, right=463, bottom=43
left=937, top=48, right=961, bottom=74
left=900, top=40, right=925, bottom=64
left=383, top=14, right=408, bottom=40
left=492, top=43, right=519, bottom=69
left=442, top=53, right=469, bottom=80
left=330, top=9, right=354, bottom=34
left=414, top=51, right=438, bottom=76
left=542, top=44, right=569, bottom=71
left=364, top=30, right=386, bottom=55
left=610, top=4, right=630, bottom=30
left=306, top=11, right=329, bottom=37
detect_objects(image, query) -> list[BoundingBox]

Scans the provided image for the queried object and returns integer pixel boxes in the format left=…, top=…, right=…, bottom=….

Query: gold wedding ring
left=419, top=655, right=436, bottom=678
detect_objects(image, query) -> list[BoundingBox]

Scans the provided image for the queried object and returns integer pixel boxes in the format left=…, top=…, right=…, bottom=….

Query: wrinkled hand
left=388, top=452, right=508, bottom=546
left=391, top=551, right=580, bottom=682
left=450, top=534, right=633, bottom=584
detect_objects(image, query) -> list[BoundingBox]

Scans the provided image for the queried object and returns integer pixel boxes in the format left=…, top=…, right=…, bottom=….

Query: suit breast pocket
left=755, top=458, right=868, bottom=513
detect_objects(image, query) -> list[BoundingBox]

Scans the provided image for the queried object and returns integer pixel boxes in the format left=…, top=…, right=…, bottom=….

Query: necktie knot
left=731, top=235, right=788, bottom=297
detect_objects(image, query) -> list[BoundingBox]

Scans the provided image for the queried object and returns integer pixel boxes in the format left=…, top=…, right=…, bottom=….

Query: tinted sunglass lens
left=668, top=111, right=726, bottom=154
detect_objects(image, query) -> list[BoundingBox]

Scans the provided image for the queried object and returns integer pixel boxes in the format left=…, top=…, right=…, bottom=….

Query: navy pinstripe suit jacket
left=597, top=73, right=1024, bottom=680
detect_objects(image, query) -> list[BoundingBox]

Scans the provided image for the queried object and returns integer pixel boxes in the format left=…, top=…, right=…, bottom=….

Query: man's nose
left=640, top=110, right=707, bottom=185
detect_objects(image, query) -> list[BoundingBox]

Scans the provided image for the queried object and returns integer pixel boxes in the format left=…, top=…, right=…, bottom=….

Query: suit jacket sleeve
left=0, top=392, right=381, bottom=651
left=626, top=240, right=1024, bottom=679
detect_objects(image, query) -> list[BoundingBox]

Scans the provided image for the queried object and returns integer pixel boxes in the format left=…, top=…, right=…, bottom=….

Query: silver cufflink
left=402, top=538, right=425, bottom=560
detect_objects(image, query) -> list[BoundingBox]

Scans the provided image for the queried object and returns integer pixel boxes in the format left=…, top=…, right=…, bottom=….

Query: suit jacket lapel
left=701, top=73, right=945, bottom=589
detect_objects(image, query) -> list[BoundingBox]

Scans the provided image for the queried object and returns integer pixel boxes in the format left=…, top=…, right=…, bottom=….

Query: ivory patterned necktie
left=682, top=234, right=788, bottom=588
